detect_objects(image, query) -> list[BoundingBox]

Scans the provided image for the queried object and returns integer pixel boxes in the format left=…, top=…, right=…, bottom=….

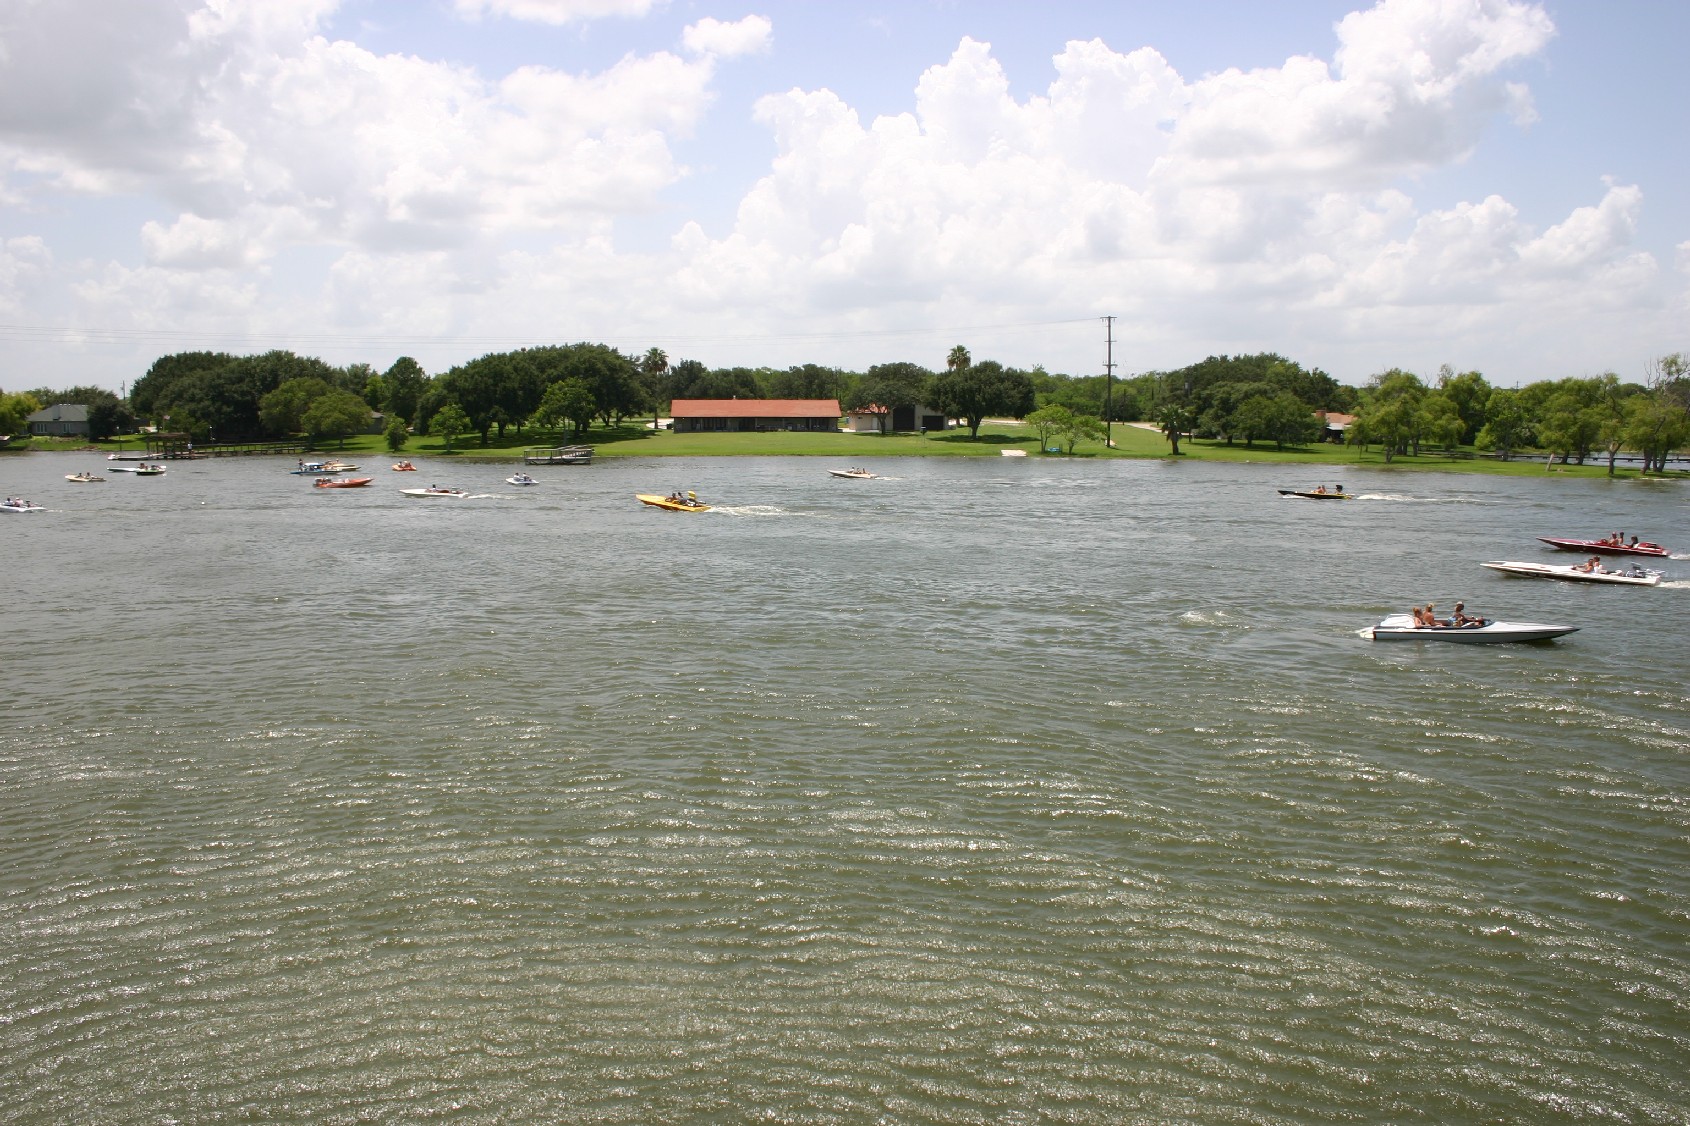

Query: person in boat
left=1575, top=555, right=1604, bottom=573
left=1314, top=485, right=1326, bottom=494
left=1451, top=601, right=1487, bottom=628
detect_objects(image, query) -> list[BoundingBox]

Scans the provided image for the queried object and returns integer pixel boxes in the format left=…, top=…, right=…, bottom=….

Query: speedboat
left=290, top=461, right=343, bottom=476
left=1278, top=486, right=1350, bottom=500
left=1, top=499, right=45, bottom=514
left=637, top=493, right=710, bottom=512
left=320, top=460, right=360, bottom=472
left=1365, top=613, right=1577, bottom=643
left=109, top=463, right=166, bottom=475
left=402, top=486, right=469, bottom=498
left=1482, top=560, right=1661, bottom=586
left=65, top=472, right=106, bottom=482
left=313, top=476, right=373, bottom=489
left=506, top=473, right=538, bottom=486
left=1537, top=536, right=1668, bottom=558
left=391, top=461, right=418, bottom=471
left=829, top=468, right=877, bottom=479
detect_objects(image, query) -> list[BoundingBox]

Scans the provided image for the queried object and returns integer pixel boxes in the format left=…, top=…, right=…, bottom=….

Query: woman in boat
left=1576, top=555, right=1604, bottom=573
left=1451, top=602, right=1486, bottom=628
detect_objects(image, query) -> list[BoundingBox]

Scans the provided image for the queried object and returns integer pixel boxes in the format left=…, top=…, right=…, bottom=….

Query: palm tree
left=641, top=348, right=669, bottom=431
left=946, top=345, right=971, bottom=373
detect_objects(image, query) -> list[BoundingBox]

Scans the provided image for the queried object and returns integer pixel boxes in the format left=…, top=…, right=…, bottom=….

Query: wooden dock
left=524, top=445, right=594, bottom=465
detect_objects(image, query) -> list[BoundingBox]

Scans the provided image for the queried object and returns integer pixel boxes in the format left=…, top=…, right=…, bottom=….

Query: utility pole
left=1102, top=315, right=1116, bottom=450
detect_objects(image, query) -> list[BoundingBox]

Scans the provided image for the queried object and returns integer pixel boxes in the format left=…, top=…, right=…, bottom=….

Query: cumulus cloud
left=0, top=0, right=1679, bottom=391
left=452, top=0, right=658, bottom=24
left=682, top=15, right=772, bottom=58
left=0, top=0, right=718, bottom=262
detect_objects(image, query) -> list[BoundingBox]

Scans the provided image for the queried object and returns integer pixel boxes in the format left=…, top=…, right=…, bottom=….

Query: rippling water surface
left=3, top=453, right=1688, bottom=1123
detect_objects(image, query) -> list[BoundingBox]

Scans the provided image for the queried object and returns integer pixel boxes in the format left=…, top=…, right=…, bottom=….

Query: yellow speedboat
left=637, top=493, right=710, bottom=512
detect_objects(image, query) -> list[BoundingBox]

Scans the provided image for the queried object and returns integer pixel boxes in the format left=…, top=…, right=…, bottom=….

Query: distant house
left=1316, top=411, right=1354, bottom=442
left=843, top=403, right=949, bottom=433
left=27, top=403, right=90, bottom=437
left=670, top=399, right=842, bottom=433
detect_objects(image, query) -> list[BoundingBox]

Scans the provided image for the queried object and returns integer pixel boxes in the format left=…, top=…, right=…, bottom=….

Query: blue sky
left=2, top=0, right=1685, bottom=393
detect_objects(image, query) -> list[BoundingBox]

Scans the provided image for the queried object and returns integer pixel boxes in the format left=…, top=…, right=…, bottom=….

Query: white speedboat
left=1482, top=560, right=1661, bottom=587
left=1366, top=614, right=1577, bottom=643
left=829, top=468, right=877, bottom=479
left=401, top=486, right=469, bottom=498
left=108, top=463, right=166, bottom=474
left=506, top=473, right=538, bottom=486
left=1, top=499, right=46, bottom=514
left=290, top=461, right=343, bottom=476
left=66, top=472, right=106, bottom=482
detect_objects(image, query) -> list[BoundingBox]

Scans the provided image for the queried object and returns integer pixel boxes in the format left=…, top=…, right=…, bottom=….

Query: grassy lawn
left=20, top=426, right=1686, bottom=481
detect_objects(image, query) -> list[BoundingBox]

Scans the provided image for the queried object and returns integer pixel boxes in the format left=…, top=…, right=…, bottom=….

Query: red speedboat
left=313, top=476, right=373, bottom=489
left=1538, top=536, right=1668, bottom=558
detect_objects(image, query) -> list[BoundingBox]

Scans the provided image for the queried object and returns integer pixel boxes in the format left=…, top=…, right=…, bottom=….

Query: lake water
left=3, top=452, right=1688, bottom=1123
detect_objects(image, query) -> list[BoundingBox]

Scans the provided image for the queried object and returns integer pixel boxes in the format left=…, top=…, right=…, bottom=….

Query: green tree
left=430, top=402, right=471, bottom=452
left=640, top=347, right=669, bottom=430
left=1417, top=392, right=1465, bottom=453
left=1023, top=404, right=1073, bottom=451
left=849, top=362, right=931, bottom=434
left=1436, top=366, right=1492, bottom=445
left=533, top=378, right=594, bottom=438
left=1057, top=410, right=1107, bottom=453
left=1475, top=389, right=1527, bottom=460
left=0, top=390, right=42, bottom=435
left=384, top=415, right=410, bottom=453
left=258, top=377, right=332, bottom=436
left=931, top=359, right=1035, bottom=438
left=946, top=345, right=971, bottom=372
left=1157, top=403, right=1191, bottom=455
left=382, top=357, right=430, bottom=426
left=302, top=389, right=372, bottom=447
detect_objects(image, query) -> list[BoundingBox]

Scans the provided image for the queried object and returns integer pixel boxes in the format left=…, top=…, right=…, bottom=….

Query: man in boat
left=1451, top=602, right=1487, bottom=628
left=1575, top=555, right=1604, bottom=573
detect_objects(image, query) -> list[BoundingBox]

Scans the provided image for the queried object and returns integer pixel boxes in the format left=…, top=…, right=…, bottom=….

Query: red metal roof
left=670, top=399, right=842, bottom=418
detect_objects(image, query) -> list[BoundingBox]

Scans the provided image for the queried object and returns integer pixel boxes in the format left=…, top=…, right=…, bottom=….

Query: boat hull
left=1537, top=537, right=1668, bottom=557
left=1482, top=560, right=1660, bottom=586
left=636, top=493, right=710, bottom=512
left=1367, top=613, right=1577, bottom=643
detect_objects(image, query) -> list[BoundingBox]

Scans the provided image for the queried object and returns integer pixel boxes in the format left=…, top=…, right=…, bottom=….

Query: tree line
left=4, top=343, right=1685, bottom=469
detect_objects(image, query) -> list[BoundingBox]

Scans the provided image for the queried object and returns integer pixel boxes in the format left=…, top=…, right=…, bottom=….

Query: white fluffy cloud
left=452, top=0, right=657, bottom=24
left=682, top=14, right=772, bottom=58
left=0, top=0, right=1680, bottom=389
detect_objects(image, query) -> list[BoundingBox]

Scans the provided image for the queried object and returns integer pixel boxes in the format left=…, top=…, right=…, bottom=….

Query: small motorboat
left=391, top=462, right=418, bottom=472
left=1537, top=536, right=1668, bottom=558
left=1365, top=613, right=1577, bottom=643
left=506, top=473, right=538, bottom=487
left=637, top=492, right=710, bottom=512
left=1482, top=560, right=1661, bottom=586
left=1278, top=486, right=1350, bottom=500
left=290, top=461, right=343, bottom=476
left=320, top=460, right=360, bottom=472
left=401, top=486, right=469, bottom=498
left=313, top=476, right=373, bottom=489
left=829, top=468, right=877, bottom=479
left=65, top=472, right=106, bottom=483
left=109, top=463, right=166, bottom=475
left=1, top=498, right=46, bottom=514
